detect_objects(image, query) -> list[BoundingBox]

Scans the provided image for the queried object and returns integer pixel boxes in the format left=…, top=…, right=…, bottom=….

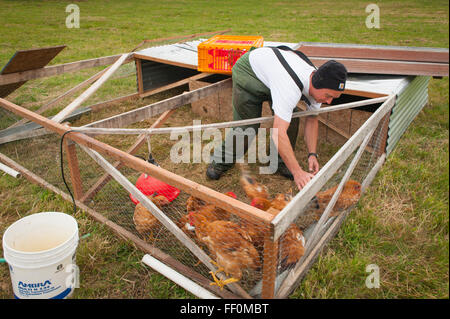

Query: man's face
left=313, top=88, right=342, bottom=105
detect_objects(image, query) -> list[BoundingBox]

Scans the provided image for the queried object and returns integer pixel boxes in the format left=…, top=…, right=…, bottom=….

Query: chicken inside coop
left=189, top=213, right=261, bottom=289
left=133, top=192, right=170, bottom=241
left=241, top=174, right=306, bottom=270
left=310, top=179, right=362, bottom=218
left=134, top=169, right=362, bottom=291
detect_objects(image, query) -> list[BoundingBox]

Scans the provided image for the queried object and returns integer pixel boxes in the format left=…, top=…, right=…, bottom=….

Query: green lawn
left=0, top=0, right=448, bottom=299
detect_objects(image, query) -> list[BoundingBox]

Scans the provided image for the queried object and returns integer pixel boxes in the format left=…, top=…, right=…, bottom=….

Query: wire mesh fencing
left=0, top=92, right=392, bottom=298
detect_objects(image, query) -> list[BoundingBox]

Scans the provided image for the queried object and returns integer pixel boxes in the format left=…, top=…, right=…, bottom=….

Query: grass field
left=0, top=0, right=448, bottom=299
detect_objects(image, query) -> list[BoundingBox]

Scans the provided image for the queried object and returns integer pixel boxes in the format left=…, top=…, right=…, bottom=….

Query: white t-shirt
left=249, top=47, right=321, bottom=122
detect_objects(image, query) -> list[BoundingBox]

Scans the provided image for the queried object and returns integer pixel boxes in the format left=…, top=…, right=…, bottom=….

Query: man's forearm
left=304, top=115, right=318, bottom=154
left=274, top=129, right=303, bottom=175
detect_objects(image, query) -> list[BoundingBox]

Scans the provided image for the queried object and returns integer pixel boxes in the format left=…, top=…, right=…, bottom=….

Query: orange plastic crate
left=197, top=35, right=264, bottom=75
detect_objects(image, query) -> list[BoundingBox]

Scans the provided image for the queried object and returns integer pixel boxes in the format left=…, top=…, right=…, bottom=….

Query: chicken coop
left=0, top=30, right=448, bottom=299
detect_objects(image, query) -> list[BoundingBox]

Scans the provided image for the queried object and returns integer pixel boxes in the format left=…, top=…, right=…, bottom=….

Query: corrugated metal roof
left=386, top=75, right=430, bottom=155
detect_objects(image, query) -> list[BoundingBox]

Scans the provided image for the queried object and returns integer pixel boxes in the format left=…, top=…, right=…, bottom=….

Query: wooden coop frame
left=0, top=33, right=448, bottom=299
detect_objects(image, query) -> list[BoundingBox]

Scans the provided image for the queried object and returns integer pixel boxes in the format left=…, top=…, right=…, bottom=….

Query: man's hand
left=308, top=155, right=319, bottom=175
left=294, top=169, right=315, bottom=190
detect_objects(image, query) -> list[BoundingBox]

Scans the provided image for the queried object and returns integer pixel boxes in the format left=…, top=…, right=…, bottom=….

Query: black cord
left=60, top=130, right=79, bottom=215
left=59, top=133, right=157, bottom=215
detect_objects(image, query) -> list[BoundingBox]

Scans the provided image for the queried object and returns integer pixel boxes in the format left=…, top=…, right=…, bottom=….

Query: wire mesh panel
left=0, top=88, right=394, bottom=298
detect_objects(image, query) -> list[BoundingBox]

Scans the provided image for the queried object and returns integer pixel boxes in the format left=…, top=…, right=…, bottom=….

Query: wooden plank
left=52, top=53, right=131, bottom=123
left=0, top=54, right=134, bottom=86
left=84, top=78, right=233, bottom=129
left=298, top=44, right=449, bottom=63
left=0, top=127, right=49, bottom=145
left=80, top=109, right=175, bottom=204
left=261, top=226, right=278, bottom=299
left=133, top=53, right=197, bottom=70
left=80, top=145, right=252, bottom=298
left=271, top=95, right=396, bottom=241
left=0, top=45, right=66, bottom=97
left=88, top=92, right=140, bottom=112
left=139, top=72, right=212, bottom=99
left=343, top=89, right=387, bottom=99
left=1, top=46, right=66, bottom=74
left=0, top=107, right=90, bottom=145
left=0, top=151, right=239, bottom=299
left=75, top=95, right=389, bottom=135
left=0, top=97, right=274, bottom=225
left=4, top=66, right=112, bottom=130
left=309, top=57, right=449, bottom=77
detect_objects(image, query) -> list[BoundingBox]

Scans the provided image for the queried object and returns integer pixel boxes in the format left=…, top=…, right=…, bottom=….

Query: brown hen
left=133, top=193, right=170, bottom=240
left=191, top=213, right=261, bottom=289
left=314, top=179, right=362, bottom=217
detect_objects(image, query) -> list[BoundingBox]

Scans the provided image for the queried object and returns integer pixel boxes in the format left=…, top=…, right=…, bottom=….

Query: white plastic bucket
left=2, top=212, right=79, bottom=299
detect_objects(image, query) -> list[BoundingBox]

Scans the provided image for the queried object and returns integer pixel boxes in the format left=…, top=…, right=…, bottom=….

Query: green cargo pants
left=210, top=48, right=300, bottom=172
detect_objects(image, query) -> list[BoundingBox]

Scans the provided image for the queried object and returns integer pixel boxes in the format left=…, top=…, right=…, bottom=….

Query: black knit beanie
left=312, top=60, right=348, bottom=91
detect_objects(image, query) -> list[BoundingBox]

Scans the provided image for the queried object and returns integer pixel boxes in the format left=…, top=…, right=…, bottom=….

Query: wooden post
left=52, top=53, right=131, bottom=123
left=261, top=225, right=278, bottom=299
left=3, top=66, right=112, bottom=131
left=135, top=58, right=144, bottom=95
left=63, top=137, right=83, bottom=200
left=0, top=54, right=134, bottom=86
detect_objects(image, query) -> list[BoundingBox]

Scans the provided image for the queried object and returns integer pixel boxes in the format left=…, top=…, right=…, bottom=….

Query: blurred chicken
left=313, top=179, right=362, bottom=217
left=245, top=191, right=292, bottom=245
left=269, top=191, right=293, bottom=211
left=133, top=192, right=170, bottom=240
left=240, top=172, right=269, bottom=200
left=191, top=213, right=261, bottom=289
left=246, top=195, right=305, bottom=268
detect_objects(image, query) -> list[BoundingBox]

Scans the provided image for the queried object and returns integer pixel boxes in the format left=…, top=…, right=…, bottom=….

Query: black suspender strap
left=276, top=45, right=317, bottom=69
left=271, top=47, right=305, bottom=92
left=270, top=46, right=315, bottom=106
